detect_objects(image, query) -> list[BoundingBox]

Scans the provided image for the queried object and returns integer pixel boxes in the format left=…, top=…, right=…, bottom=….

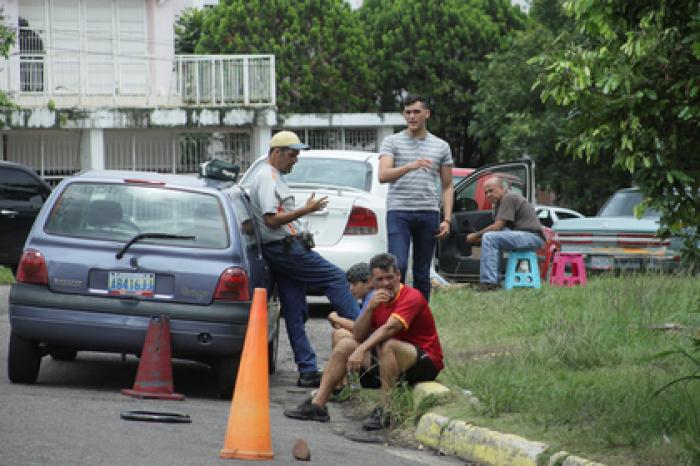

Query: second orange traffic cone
left=220, top=287, right=273, bottom=460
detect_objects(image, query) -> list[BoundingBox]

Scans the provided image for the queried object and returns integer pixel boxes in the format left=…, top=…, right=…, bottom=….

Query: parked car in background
left=7, top=170, right=280, bottom=398
left=436, top=159, right=559, bottom=282
left=536, top=205, right=585, bottom=228
left=240, top=150, right=388, bottom=273
left=0, top=161, right=52, bottom=275
left=452, top=167, right=474, bottom=185
left=554, top=187, right=685, bottom=272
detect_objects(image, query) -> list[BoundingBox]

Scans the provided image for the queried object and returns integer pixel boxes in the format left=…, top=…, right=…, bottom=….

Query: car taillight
left=16, top=249, right=48, bottom=285
left=343, top=207, right=378, bottom=235
left=214, top=267, right=250, bottom=301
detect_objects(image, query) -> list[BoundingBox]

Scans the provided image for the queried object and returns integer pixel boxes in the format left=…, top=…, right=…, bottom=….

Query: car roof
left=70, top=170, right=233, bottom=191
left=253, top=150, right=379, bottom=163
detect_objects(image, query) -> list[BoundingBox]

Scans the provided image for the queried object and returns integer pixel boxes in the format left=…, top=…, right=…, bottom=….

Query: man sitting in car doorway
left=283, top=253, right=443, bottom=431
left=465, top=176, right=545, bottom=291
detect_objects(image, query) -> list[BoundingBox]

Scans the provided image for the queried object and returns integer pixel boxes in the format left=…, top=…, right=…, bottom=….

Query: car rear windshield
left=45, top=182, right=230, bottom=248
left=598, top=190, right=659, bottom=218
left=285, top=158, right=372, bottom=191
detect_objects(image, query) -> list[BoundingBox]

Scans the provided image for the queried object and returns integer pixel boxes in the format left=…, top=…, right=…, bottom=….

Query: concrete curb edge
left=411, top=383, right=606, bottom=466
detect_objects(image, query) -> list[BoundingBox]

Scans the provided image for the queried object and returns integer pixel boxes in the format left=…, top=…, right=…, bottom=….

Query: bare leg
left=376, top=339, right=418, bottom=404
left=312, top=338, right=358, bottom=407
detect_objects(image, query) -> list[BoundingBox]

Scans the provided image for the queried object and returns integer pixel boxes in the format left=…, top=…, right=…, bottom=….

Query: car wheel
left=216, top=354, right=241, bottom=399
left=50, top=348, right=78, bottom=362
left=8, top=331, right=41, bottom=384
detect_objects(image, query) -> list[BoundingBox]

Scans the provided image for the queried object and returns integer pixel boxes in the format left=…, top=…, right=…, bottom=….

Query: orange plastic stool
left=549, top=252, right=587, bottom=287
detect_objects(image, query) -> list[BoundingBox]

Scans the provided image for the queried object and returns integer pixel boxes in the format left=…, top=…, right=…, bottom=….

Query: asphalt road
left=0, top=286, right=461, bottom=466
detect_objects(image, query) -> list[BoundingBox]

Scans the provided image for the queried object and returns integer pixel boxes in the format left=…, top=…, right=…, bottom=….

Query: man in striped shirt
left=378, top=95, right=454, bottom=302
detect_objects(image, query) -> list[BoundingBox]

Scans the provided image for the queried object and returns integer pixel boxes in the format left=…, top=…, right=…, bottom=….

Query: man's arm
left=263, top=193, right=327, bottom=229
left=436, top=165, right=454, bottom=239
left=466, top=219, right=506, bottom=244
left=347, top=316, right=404, bottom=372
left=378, top=155, right=433, bottom=184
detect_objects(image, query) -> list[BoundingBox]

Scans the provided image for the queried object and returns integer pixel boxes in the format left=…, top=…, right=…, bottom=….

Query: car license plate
left=589, top=256, right=613, bottom=270
left=108, top=272, right=155, bottom=297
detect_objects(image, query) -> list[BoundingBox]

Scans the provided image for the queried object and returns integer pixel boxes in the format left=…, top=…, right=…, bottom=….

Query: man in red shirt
left=284, top=253, right=443, bottom=431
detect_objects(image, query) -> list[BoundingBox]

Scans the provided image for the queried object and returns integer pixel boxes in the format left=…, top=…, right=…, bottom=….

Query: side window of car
left=557, top=212, right=580, bottom=220
left=0, top=167, right=44, bottom=204
left=537, top=209, right=553, bottom=228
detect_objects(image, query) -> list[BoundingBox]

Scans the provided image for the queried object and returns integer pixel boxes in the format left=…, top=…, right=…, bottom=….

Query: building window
left=18, top=17, right=45, bottom=93
left=279, top=128, right=377, bottom=151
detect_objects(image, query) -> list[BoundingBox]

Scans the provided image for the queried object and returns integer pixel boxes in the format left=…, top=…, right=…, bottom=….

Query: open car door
left=436, top=158, right=534, bottom=282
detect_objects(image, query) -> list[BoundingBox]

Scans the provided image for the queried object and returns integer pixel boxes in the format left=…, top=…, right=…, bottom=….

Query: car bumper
left=560, top=247, right=681, bottom=272
left=314, top=234, right=387, bottom=272
left=9, top=283, right=250, bottom=358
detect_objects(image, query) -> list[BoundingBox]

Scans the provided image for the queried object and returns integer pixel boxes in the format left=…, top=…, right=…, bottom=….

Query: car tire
left=216, top=354, right=241, bottom=399
left=50, top=348, right=78, bottom=362
left=8, top=331, right=41, bottom=384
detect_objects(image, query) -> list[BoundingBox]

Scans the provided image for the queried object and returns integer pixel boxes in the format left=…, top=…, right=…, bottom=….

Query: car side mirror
left=456, top=197, right=478, bottom=212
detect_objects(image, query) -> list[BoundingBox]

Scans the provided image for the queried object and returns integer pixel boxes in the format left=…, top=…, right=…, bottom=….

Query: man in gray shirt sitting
left=466, top=176, right=544, bottom=290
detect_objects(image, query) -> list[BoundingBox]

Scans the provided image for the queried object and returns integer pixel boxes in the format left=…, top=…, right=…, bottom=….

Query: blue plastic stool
left=504, top=251, right=541, bottom=289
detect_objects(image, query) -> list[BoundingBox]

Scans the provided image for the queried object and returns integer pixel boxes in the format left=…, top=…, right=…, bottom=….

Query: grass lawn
left=428, top=274, right=700, bottom=465
left=0, top=267, right=14, bottom=285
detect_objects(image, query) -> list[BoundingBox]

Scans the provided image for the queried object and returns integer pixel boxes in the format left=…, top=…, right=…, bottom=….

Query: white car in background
left=240, top=150, right=388, bottom=273
left=536, top=205, right=585, bottom=228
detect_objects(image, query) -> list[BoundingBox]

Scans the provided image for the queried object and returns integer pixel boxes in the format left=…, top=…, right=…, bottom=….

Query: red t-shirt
left=371, top=285, right=444, bottom=371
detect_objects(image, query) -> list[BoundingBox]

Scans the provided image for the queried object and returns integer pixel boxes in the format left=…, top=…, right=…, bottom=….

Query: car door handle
left=1, top=209, right=18, bottom=217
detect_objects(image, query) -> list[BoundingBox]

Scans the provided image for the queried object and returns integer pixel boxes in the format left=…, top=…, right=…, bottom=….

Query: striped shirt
left=379, top=130, right=453, bottom=211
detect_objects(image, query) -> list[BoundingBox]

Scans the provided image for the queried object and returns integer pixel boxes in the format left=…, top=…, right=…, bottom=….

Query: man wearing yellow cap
left=246, top=131, right=360, bottom=388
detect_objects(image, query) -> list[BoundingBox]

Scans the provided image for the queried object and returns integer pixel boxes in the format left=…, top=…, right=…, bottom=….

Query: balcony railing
left=0, top=54, right=276, bottom=108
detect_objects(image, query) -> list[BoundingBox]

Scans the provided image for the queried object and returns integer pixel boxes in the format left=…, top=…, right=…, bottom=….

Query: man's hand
left=346, top=347, right=366, bottom=373
left=466, top=232, right=480, bottom=244
left=410, top=158, right=433, bottom=171
left=435, top=220, right=450, bottom=239
left=327, top=311, right=342, bottom=329
left=304, top=193, right=328, bottom=213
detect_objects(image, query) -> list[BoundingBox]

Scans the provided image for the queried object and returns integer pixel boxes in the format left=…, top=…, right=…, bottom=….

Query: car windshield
left=44, top=182, right=230, bottom=248
left=285, top=158, right=372, bottom=191
left=598, top=190, right=659, bottom=218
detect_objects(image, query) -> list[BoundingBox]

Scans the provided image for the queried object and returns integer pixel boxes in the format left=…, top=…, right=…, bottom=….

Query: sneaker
left=475, top=282, right=500, bottom=292
left=362, top=406, right=389, bottom=431
left=283, top=398, right=330, bottom=423
left=329, top=384, right=352, bottom=403
left=297, top=371, right=322, bottom=388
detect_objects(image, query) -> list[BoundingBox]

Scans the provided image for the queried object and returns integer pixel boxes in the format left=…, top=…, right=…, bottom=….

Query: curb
left=411, top=383, right=606, bottom=466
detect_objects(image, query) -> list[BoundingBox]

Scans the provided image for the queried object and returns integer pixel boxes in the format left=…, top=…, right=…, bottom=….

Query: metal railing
left=0, top=54, right=275, bottom=108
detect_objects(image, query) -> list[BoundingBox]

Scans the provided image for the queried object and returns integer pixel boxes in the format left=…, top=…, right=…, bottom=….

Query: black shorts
left=358, top=346, right=439, bottom=389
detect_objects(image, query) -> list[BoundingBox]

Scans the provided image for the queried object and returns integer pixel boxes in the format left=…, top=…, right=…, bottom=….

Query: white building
left=0, top=0, right=401, bottom=185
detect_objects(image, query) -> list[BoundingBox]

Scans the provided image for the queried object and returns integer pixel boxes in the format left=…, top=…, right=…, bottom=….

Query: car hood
left=554, top=216, right=660, bottom=234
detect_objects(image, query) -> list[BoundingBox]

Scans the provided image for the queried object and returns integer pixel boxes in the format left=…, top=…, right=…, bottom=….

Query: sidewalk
left=411, top=382, right=606, bottom=466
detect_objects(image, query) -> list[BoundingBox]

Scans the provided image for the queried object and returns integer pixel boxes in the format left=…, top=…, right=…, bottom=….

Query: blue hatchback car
left=7, top=170, right=280, bottom=397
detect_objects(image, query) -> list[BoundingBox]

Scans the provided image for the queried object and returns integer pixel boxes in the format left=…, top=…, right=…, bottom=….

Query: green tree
left=174, top=7, right=205, bottom=54
left=193, top=0, right=375, bottom=113
left=469, top=1, right=630, bottom=213
left=0, top=8, right=16, bottom=108
left=359, top=0, right=527, bottom=166
left=536, top=1, right=700, bottom=265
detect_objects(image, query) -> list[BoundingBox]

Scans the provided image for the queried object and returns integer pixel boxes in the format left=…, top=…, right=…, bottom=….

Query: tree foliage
left=0, top=9, right=16, bottom=108
left=194, top=0, right=375, bottom=113
left=174, top=7, right=205, bottom=54
left=359, top=0, right=527, bottom=166
left=469, top=0, right=630, bottom=213
left=536, top=1, right=700, bottom=265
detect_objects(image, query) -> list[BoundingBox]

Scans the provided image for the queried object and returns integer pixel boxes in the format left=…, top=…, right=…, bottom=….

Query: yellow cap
left=269, top=131, right=309, bottom=150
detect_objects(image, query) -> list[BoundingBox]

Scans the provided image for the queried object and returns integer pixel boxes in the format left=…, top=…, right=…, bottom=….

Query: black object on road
left=120, top=410, right=191, bottom=423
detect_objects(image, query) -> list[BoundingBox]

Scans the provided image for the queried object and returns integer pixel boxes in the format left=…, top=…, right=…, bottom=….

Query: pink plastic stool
left=549, top=252, right=587, bottom=287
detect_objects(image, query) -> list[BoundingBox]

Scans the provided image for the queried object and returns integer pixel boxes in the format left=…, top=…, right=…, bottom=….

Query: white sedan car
left=240, top=150, right=388, bottom=272
left=536, top=205, right=585, bottom=228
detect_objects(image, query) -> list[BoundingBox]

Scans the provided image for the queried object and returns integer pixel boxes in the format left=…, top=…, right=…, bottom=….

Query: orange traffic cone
left=121, top=315, right=184, bottom=401
left=220, top=288, right=273, bottom=460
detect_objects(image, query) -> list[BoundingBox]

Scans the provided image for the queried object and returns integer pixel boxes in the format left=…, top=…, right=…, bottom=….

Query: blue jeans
left=263, top=238, right=359, bottom=373
left=480, top=229, right=545, bottom=284
left=387, top=210, right=439, bottom=302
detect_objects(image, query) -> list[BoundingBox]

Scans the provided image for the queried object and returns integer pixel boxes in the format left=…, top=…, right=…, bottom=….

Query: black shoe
left=297, top=371, right=322, bottom=388
left=475, top=282, right=500, bottom=292
left=283, top=397, right=330, bottom=422
left=362, top=406, right=389, bottom=431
